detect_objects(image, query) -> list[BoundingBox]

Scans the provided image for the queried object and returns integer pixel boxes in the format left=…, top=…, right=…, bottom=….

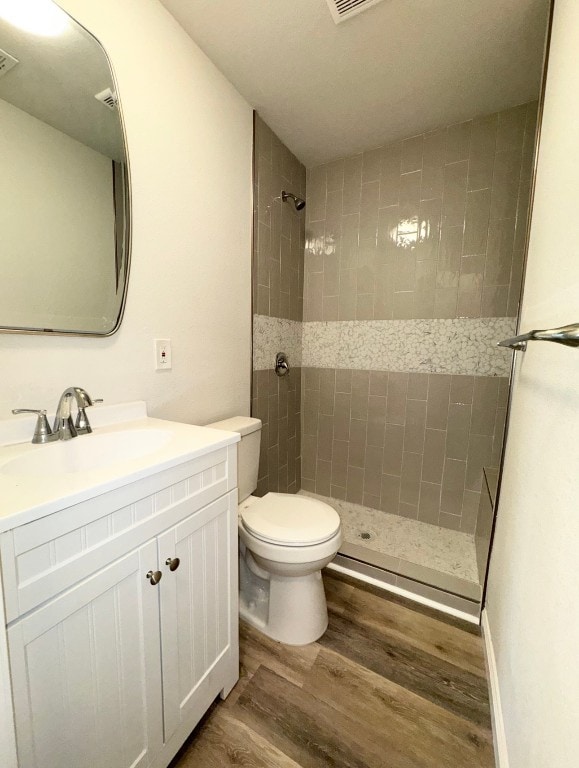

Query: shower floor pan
left=299, top=491, right=481, bottom=603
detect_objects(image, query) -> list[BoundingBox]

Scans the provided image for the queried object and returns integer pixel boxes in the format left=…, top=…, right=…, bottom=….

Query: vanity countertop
left=0, top=401, right=239, bottom=533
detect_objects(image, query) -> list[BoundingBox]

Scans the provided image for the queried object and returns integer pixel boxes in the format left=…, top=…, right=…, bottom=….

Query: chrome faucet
left=12, top=387, right=101, bottom=444
left=53, top=387, right=95, bottom=440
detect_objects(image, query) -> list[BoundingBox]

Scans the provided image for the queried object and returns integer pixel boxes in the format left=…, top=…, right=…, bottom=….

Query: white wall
left=485, top=2, right=579, bottom=767
left=0, top=98, right=116, bottom=331
left=0, top=0, right=253, bottom=425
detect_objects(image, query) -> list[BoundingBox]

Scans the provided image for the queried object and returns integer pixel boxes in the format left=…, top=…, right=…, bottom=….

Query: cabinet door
left=158, top=491, right=238, bottom=742
left=8, top=540, right=163, bottom=768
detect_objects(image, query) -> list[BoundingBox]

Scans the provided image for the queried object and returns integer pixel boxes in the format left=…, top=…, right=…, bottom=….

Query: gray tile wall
left=301, top=368, right=508, bottom=534
left=252, top=114, right=306, bottom=494
left=301, top=101, right=538, bottom=532
left=254, top=115, right=306, bottom=322
left=476, top=467, right=499, bottom=581
left=304, top=101, right=538, bottom=321
left=253, top=368, right=302, bottom=496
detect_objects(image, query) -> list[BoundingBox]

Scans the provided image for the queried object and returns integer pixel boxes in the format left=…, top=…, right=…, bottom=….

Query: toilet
left=207, top=416, right=342, bottom=645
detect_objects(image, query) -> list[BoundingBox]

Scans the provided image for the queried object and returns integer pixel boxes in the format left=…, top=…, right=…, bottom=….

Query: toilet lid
left=240, top=493, right=341, bottom=546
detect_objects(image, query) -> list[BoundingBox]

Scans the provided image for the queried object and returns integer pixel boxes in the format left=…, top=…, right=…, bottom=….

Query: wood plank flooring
left=170, top=571, right=494, bottom=768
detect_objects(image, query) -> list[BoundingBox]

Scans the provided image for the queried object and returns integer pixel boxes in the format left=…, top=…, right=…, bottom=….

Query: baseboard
left=327, top=561, right=479, bottom=625
left=481, top=609, right=509, bottom=768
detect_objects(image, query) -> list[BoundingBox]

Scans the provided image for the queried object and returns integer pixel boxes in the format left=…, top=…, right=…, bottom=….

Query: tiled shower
left=252, top=102, right=538, bottom=608
left=252, top=115, right=305, bottom=496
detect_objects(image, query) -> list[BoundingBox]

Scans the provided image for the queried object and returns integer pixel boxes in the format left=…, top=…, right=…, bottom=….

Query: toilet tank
left=205, top=416, right=262, bottom=502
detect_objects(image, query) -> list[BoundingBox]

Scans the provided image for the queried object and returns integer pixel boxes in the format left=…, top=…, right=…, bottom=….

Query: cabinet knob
left=165, top=557, right=180, bottom=572
left=146, top=570, right=162, bottom=585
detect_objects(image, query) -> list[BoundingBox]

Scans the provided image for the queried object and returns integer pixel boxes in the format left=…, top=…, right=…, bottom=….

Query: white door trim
left=481, top=608, right=510, bottom=768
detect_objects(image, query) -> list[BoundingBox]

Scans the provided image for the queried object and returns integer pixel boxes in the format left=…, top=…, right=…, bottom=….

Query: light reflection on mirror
left=0, top=0, right=69, bottom=37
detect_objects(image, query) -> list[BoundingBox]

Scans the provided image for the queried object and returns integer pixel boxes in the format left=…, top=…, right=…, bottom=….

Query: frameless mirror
left=0, top=0, right=130, bottom=335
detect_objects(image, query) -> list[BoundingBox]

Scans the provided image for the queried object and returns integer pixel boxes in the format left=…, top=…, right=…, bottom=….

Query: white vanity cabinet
left=8, top=539, right=164, bottom=768
left=0, top=440, right=239, bottom=768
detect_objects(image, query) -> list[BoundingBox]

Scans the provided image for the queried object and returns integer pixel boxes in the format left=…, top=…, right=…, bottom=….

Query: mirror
left=0, top=0, right=130, bottom=335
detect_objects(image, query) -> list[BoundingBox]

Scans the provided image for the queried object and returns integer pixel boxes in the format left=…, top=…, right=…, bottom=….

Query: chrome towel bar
left=498, top=322, right=579, bottom=351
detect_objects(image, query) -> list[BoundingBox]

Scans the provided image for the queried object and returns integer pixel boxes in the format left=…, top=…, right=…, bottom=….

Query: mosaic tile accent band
left=301, top=317, right=516, bottom=376
left=253, top=314, right=516, bottom=376
left=253, top=314, right=303, bottom=371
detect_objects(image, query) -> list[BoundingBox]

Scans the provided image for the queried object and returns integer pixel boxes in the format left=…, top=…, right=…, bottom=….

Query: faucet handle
left=12, top=409, right=54, bottom=444
left=75, top=398, right=103, bottom=434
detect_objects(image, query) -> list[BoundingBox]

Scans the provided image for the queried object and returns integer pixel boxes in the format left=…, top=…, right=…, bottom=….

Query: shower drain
left=357, top=530, right=375, bottom=541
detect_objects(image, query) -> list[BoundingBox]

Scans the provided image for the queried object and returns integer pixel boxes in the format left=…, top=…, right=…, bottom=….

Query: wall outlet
left=154, top=339, right=172, bottom=370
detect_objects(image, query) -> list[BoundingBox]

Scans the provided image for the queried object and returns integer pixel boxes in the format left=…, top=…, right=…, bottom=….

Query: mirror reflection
left=0, top=0, right=130, bottom=335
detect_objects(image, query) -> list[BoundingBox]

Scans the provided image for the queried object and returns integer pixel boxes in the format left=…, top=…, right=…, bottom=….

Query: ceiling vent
left=325, top=0, right=387, bottom=24
left=94, top=87, right=118, bottom=110
left=0, top=48, right=18, bottom=79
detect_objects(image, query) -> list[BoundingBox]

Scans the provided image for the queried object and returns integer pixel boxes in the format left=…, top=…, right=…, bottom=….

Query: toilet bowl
left=206, top=416, right=342, bottom=645
left=238, top=492, right=342, bottom=645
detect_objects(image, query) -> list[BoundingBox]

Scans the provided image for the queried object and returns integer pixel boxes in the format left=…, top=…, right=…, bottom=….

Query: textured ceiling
left=160, top=0, right=550, bottom=166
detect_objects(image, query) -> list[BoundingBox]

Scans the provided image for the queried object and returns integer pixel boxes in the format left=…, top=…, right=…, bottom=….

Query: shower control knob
left=275, top=352, right=290, bottom=377
left=165, top=557, right=180, bottom=571
left=146, top=570, right=162, bottom=585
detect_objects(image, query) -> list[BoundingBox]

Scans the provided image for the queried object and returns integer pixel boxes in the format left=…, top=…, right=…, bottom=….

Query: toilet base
left=240, top=563, right=329, bottom=646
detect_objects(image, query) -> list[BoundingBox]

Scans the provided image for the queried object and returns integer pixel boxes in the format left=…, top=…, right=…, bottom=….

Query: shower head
left=282, top=190, right=306, bottom=211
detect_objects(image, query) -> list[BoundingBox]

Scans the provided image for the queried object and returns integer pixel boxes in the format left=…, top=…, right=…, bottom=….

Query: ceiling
left=0, top=13, right=124, bottom=161
left=160, top=0, right=551, bottom=166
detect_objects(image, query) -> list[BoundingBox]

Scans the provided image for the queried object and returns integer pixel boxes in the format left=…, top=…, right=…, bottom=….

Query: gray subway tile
left=362, top=147, right=383, bottom=183
left=407, top=372, right=429, bottom=400
left=450, top=375, right=474, bottom=405
left=326, top=159, right=345, bottom=192
left=463, top=189, right=491, bottom=256
left=496, top=104, right=527, bottom=152
left=346, top=465, right=364, bottom=504
left=418, top=482, right=442, bottom=525
left=382, top=424, right=404, bottom=476
left=472, top=378, right=500, bottom=435
left=422, top=428, right=446, bottom=484
left=380, top=142, right=402, bottom=207
left=335, top=369, right=353, bottom=394
left=369, top=370, right=388, bottom=397
left=401, top=134, right=424, bottom=174
left=442, top=161, right=468, bottom=227
left=439, top=511, right=462, bottom=532
left=404, top=399, right=427, bottom=454
left=364, top=446, right=384, bottom=497
left=468, top=113, right=497, bottom=191
left=398, top=502, right=419, bottom=520
left=400, top=451, right=423, bottom=506
left=441, top=458, right=466, bottom=516
left=446, top=120, right=472, bottom=164
left=426, top=374, right=451, bottom=430
left=343, top=154, right=363, bottom=214
left=387, top=372, right=409, bottom=425
left=446, top=402, right=472, bottom=461
left=490, top=150, right=522, bottom=221
left=380, top=474, right=401, bottom=513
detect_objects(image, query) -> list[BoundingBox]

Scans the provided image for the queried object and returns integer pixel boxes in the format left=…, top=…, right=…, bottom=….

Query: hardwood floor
left=171, top=571, right=494, bottom=768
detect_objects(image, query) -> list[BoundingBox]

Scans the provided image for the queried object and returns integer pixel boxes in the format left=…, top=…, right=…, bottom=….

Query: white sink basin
left=0, top=429, right=173, bottom=476
left=0, top=403, right=241, bottom=530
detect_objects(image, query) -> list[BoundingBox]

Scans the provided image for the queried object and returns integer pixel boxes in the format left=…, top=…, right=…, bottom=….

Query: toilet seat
left=240, top=493, right=340, bottom=547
